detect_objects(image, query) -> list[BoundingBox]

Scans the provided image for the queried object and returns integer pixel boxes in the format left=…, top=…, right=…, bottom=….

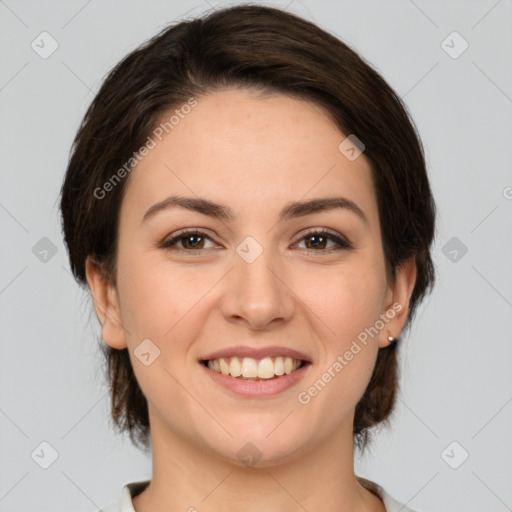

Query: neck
left=132, top=413, right=384, bottom=512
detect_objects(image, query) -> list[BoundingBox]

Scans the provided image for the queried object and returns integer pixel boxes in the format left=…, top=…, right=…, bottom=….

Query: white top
left=100, top=477, right=419, bottom=512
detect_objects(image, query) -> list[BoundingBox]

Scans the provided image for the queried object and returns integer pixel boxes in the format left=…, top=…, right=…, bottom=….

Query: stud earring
left=387, top=335, right=395, bottom=343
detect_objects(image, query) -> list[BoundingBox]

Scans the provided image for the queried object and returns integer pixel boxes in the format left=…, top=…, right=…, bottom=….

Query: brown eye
left=180, top=233, right=205, bottom=250
left=161, top=230, right=216, bottom=252
left=297, top=230, right=353, bottom=252
left=304, top=233, right=329, bottom=250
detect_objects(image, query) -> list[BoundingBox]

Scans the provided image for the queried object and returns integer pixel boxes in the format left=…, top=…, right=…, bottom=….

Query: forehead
left=121, top=88, right=378, bottom=226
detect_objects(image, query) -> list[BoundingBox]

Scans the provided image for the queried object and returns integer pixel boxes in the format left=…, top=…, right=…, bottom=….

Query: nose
left=220, top=244, right=295, bottom=331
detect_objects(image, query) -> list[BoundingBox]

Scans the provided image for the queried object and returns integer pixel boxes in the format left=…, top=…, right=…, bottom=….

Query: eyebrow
left=141, top=195, right=369, bottom=225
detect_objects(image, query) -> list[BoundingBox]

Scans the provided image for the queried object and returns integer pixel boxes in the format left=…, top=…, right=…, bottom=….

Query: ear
left=85, top=256, right=127, bottom=349
left=378, top=256, right=417, bottom=348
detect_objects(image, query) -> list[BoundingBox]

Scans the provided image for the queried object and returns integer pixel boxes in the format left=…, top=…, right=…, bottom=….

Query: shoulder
left=99, top=480, right=151, bottom=512
left=357, top=476, right=420, bottom=512
left=100, top=501, right=120, bottom=512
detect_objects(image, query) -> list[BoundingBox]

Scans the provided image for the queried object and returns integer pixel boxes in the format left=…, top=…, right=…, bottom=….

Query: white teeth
left=229, top=357, right=242, bottom=377
left=206, top=356, right=303, bottom=379
left=274, top=356, right=285, bottom=376
left=284, top=357, right=293, bottom=375
left=258, top=357, right=275, bottom=379
left=241, top=357, right=258, bottom=378
left=219, top=358, right=230, bottom=375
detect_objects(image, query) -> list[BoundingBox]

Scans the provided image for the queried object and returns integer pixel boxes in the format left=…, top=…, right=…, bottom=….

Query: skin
left=86, top=88, right=416, bottom=512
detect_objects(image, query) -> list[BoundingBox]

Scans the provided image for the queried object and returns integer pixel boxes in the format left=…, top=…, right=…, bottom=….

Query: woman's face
left=88, top=88, right=414, bottom=465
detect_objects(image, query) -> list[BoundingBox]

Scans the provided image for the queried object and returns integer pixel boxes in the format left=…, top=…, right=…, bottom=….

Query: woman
left=60, top=5, right=436, bottom=511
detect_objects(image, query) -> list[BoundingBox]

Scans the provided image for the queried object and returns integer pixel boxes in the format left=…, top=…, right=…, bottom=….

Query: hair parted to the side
left=59, top=4, right=436, bottom=452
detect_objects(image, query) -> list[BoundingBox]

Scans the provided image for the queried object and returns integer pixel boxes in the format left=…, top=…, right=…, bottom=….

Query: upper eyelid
left=164, top=228, right=217, bottom=244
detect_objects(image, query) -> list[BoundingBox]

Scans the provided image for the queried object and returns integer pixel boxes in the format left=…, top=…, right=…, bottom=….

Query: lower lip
left=200, top=362, right=311, bottom=397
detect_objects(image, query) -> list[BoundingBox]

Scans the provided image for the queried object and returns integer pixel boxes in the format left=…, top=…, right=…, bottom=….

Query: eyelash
left=160, top=228, right=353, bottom=255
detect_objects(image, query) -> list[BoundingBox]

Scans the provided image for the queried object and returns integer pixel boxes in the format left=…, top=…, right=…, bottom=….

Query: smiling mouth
left=202, top=356, right=309, bottom=380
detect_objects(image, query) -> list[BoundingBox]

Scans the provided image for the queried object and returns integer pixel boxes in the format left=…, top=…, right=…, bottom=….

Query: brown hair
left=59, top=4, right=436, bottom=451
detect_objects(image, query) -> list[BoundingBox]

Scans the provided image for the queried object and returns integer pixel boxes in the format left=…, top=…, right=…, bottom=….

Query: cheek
left=299, top=258, right=387, bottom=341
left=116, top=248, right=199, bottom=341
left=293, top=258, right=385, bottom=403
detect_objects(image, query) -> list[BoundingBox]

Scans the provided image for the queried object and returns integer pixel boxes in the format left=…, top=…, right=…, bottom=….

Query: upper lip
left=200, top=345, right=312, bottom=363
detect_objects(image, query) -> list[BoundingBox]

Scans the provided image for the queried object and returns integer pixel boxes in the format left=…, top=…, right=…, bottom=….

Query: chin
left=209, top=427, right=307, bottom=468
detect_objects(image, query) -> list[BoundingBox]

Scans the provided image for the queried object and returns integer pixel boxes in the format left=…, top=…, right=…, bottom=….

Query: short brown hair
left=59, top=4, right=436, bottom=451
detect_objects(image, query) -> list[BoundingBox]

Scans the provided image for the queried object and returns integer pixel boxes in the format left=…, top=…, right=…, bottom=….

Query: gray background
left=1, top=0, right=511, bottom=511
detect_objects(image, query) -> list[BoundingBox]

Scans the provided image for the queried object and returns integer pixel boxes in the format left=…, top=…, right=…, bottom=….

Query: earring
left=387, top=335, right=395, bottom=343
